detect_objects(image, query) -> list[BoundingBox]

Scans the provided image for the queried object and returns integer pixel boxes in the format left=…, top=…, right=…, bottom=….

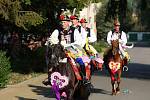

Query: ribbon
left=52, top=81, right=60, bottom=100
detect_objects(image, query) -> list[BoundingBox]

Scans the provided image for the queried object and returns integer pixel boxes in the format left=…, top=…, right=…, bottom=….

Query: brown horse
left=103, top=39, right=125, bottom=95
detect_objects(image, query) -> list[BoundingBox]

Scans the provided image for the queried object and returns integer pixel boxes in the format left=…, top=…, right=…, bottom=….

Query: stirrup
left=42, top=80, right=51, bottom=86
left=82, top=78, right=91, bottom=85
left=123, top=66, right=128, bottom=71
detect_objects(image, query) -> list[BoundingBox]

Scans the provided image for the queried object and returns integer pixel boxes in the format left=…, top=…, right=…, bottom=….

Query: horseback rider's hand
left=119, top=39, right=123, bottom=44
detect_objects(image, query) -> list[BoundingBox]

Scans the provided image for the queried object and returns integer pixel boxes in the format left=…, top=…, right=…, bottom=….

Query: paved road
left=38, top=46, right=150, bottom=100
left=0, top=47, right=150, bottom=100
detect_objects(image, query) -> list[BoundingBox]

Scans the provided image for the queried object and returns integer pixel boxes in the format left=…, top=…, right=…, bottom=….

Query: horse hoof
left=112, top=90, right=116, bottom=95
left=42, top=80, right=51, bottom=86
left=112, top=92, right=116, bottom=96
left=116, top=87, right=120, bottom=94
left=116, top=91, right=120, bottom=94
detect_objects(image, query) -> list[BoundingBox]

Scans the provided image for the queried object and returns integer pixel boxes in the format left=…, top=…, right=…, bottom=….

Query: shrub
left=93, top=41, right=107, bottom=53
left=32, top=46, right=47, bottom=72
left=0, top=50, right=11, bottom=87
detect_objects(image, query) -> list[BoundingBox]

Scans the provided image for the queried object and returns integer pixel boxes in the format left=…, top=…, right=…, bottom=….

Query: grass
left=8, top=72, right=43, bottom=85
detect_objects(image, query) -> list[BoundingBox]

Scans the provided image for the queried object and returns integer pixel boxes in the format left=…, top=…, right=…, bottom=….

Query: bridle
left=111, top=39, right=119, bottom=56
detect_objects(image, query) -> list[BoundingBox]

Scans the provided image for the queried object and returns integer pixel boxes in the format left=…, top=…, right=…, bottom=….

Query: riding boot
left=80, top=65, right=91, bottom=85
left=42, top=77, right=51, bottom=86
left=80, top=65, right=86, bottom=78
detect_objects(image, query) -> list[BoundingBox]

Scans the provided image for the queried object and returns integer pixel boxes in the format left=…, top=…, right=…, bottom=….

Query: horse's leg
left=66, top=88, right=75, bottom=100
left=111, top=78, right=116, bottom=95
left=109, top=70, right=116, bottom=95
left=42, top=65, right=53, bottom=86
left=116, top=69, right=122, bottom=94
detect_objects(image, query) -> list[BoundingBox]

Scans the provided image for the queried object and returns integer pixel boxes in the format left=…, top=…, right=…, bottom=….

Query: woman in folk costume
left=80, top=18, right=104, bottom=70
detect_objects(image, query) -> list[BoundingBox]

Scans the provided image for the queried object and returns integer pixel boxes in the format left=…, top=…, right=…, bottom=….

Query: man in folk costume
left=43, top=14, right=83, bottom=85
left=80, top=18, right=104, bottom=70
left=106, top=19, right=130, bottom=68
left=44, top=14, right=91, bottom=85
left=69, top=15, right=92, bottom=83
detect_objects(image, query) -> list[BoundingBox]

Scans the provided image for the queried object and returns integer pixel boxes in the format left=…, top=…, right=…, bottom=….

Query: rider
left=106, top=19, right=129, bottom=67
left=70, top=15, right=92, bottom=83
left=44, top=14, right=90, bottom=85
left=79, top=18, right=103, bottom=70
left=43, top=14, right=83, bottom=85
left=79, top=18, right=98, bottom=56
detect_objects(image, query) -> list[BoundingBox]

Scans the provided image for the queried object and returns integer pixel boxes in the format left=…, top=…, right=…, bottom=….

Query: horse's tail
left=123, top=43, right=134, bottom=49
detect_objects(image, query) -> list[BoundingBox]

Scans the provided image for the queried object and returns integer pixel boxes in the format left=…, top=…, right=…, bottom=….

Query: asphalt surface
left=0, top=46, right=150, bottom=100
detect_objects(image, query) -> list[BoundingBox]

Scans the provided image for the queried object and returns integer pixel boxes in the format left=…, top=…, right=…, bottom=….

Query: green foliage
left=21, top=0, right=31, bottom=5
left=96, top=0, right=113, bottom=40
left=0, top=0, right=45, bottom=31
left=0, top=51, right=11, bottom=87
left=93, top=41, right=107, bottom=53
left=0, top=0, right=15, bottom=20
left=11, top=46, right=47, bottom=73
left=32, top=47, right=47, bottom=72
left=16, top=11, right=45, bottom=30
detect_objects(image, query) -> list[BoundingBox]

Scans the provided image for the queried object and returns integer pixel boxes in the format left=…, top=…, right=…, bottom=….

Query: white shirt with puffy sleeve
left=46, top=28, right=82, bottom=47
left=107, top=30, right=127, bottom=46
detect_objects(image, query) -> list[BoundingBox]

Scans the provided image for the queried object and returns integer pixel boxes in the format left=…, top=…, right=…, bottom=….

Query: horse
left=103, top=39, right=125, bottom=95
left=46, top=43, right=91, bottom=100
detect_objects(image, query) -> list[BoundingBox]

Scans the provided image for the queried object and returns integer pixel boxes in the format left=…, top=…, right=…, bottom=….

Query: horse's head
left=48, top=44, right=66, bottom=67
left=111, top=39, right=119, bottom=55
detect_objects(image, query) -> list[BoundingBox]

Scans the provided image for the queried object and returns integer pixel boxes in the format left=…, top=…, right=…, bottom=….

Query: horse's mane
left=103, top=39, right=120, bottom=66
left=111, top=39, right=119, bottom=56
left=47, top=44, right=66, bottom=67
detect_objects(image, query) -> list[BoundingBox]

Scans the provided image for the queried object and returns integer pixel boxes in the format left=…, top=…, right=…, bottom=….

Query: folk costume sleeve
left=107, top=31, right=113, bottom=45
left=73, top=29, right=82, bottom=47
left=88, top=28, right=97, bottom=43
left=48, top=29, right=59, bottom=45
left=80, top=27, right=87, bottom=47
left=119, top=31, right=127, bottom=46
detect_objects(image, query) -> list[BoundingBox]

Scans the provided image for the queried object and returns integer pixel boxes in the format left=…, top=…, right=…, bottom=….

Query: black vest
left=111, top=29, right=122, bottom=39
left=58, top=27, right=75, bottom=43
left=78, top=26, right=91, bottom=37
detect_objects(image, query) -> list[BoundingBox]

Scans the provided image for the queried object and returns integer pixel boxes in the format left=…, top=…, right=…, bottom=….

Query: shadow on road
left=28, top=85, right=55, bottom=99
left=91, top=88, right=112, bottom=95
left=16, top=96, right=36, bottom=100
left=93, top=63, right=150, bottom=80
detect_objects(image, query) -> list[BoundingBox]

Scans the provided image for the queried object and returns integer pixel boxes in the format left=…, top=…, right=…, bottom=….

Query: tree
left=0, top=0, right=45, bottom=31
left=96, top=0, right=114, bottom=40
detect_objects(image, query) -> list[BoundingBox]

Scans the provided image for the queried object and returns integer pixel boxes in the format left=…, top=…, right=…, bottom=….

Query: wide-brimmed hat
left=59, top=15, right=70, bottom=21
left=80, top=18, right=87, bottom=23
left=70, top=15, right=79, bottom=20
